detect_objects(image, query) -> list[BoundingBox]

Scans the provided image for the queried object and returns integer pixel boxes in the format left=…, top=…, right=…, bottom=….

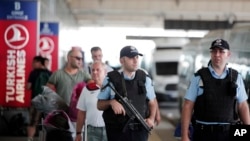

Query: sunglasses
left=71, top=56, right=83, bottom=61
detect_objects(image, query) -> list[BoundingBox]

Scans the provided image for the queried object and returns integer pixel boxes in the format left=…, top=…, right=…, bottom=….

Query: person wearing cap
left=181, top=39, right=250, bottom=141
left=97, top=46, right=157, bottom=141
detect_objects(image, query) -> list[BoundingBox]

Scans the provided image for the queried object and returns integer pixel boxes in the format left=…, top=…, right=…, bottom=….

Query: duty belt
left=195, top=123, right=231, bottom=132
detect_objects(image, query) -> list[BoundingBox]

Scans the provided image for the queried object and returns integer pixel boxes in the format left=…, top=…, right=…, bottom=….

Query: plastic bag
left=44, top=110, right=72, bottom=130
left=44, top=110, right=75, bottom=141
left=31, top=86, right=69, bottom=114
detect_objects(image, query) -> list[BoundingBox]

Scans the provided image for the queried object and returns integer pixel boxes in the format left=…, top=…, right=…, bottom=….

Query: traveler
left=26, top=56, right=52, bottom=141
left=75, top=61, right=108, bottom=141
left=88, top=46, right=113, bottom=73
left=46, top=48, right=92, bottom=106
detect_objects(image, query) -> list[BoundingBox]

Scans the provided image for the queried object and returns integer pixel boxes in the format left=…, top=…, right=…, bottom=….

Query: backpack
left=44, top=110, right=74, bottom=141
left=33, top=71, right=50, bottom=98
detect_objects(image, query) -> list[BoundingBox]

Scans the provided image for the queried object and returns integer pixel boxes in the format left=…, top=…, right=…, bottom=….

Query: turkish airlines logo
left=4, top=24, right=29, bottom=50
left=39, top=37, right=54, bottom=55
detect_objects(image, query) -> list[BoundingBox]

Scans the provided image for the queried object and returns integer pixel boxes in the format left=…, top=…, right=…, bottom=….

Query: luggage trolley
left=31, top=86, right=87, bottom=141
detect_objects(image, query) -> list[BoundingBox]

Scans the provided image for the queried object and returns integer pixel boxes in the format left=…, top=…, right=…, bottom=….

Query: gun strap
left=122, top=116, right=134, bottom=133
left=121, top=72, right=128, bottom=97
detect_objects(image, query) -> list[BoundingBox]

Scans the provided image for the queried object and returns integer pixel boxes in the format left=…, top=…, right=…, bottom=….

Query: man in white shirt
left=75, top=61, right=108, bottom=141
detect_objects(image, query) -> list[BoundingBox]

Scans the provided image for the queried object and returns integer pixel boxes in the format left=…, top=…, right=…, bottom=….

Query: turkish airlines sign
left=0, top=0, right=38, bottom=107
left=39, top=22, right=59, bottom=72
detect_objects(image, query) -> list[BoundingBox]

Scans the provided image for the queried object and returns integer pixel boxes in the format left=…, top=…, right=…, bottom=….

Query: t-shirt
left=77, top=87, right=105, bottom=127
left=47, top=69, right=91, bottom=105
left=28, top=68, right=52, bottom=98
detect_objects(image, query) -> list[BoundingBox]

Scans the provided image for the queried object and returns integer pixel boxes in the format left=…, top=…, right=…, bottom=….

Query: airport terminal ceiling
left=40, top=0, right=250, bottom=28
left=39, top=0, right=250, bottom=66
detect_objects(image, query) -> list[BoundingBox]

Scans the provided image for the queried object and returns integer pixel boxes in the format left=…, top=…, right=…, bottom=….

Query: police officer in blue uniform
left=97, top=46, right=157, bottom=141
left=181, top=39, right=250, bottom=141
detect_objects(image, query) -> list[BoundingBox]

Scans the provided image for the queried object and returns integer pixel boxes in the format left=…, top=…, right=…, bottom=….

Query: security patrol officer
left=97, top=46, right=157, bottom=141
left=181, top=39, right=250, bottom=141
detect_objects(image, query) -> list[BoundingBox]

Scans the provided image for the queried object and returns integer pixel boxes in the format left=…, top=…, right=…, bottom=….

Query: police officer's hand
left=110, top=99, right=126, bottom=116
left=155, top=113, right=161, bottom=126
left=155, top=107, right=161, bottom=126
left=146, top=118, right=155, bottom=129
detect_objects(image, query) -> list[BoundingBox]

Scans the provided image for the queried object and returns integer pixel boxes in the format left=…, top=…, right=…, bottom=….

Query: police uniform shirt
left=185, top=65, right=248, bottom=124
left=185, top=65, right=248, bottom=104
left=97, top=70, right=156, bottom=101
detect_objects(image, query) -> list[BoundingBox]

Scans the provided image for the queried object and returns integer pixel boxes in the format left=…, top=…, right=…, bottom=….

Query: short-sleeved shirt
left=97, top=70, right=156, bottom=101
left=28, top=68, right=52, bottom=98
left=185, top=65, right=248, bottom=125
left=77, top=87, right=105, bottom=127
left=47, top=69, right=91, bottom=105
left=185, top=65, right=248, bottom=103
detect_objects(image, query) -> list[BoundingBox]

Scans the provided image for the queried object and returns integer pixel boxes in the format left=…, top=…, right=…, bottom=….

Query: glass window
left=156, top=62, right=178, bottom=75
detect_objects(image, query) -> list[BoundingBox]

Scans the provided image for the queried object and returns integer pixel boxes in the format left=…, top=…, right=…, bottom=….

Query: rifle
left=106, top=82, right=152, bottom=133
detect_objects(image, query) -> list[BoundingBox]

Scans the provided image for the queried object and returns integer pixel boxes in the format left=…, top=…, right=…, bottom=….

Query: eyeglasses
left=71, top=56, right=83, bottom=61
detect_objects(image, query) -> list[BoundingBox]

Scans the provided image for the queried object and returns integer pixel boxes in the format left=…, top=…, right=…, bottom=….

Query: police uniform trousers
left=193, top=123, right=230, bottom=141
left=106, top=123, right=148, bottom=141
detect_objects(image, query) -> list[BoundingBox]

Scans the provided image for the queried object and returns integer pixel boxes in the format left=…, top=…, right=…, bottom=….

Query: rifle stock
left=107, top=83, right=152, bottom=133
